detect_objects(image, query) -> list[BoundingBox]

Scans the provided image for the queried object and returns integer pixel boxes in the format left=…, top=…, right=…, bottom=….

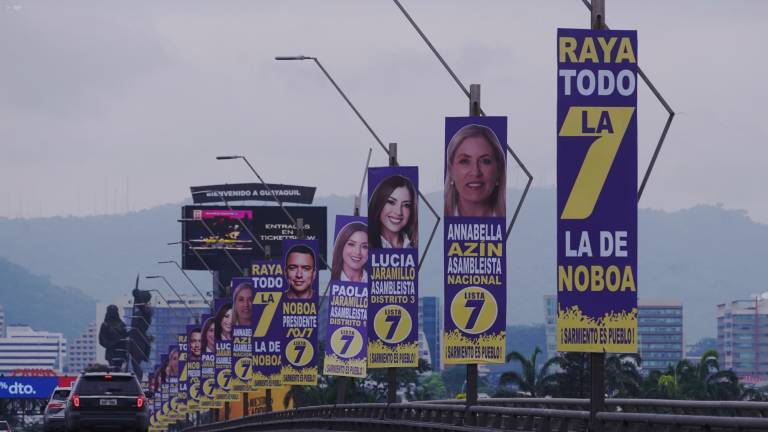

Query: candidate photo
left=331, top=221, right=369, bottom=282
left=369, top=174, right=418, bottom=249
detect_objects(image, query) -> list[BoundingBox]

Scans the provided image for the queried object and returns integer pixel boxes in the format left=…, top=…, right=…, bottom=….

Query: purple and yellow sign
left=185, top=323, right=202, bottom=412
left=281, top=239, right=319, bottom=385
left=556, top=28, right=638, bottom=353
left=367, top=167, right=419, bottom=368
left=324, top=216, right=369, bottom=378
left=235, top=264, right=283, bottom=389
left=199, top=314, right=216, bottom=408
left=176, top=334, right=188, bottom=416
left=443, top=117, right=507, bottom=364
left=213, top=299, right=238, bottom=402
left=230, top=276, right=253, bottom=392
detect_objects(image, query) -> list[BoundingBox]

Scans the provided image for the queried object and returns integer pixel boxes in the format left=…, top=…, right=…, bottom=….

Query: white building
left=66, top=321, right=98, bottom=373
left=0, top=325, right=67, bottom=374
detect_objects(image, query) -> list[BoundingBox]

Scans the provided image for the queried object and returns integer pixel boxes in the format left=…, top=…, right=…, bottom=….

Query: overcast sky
left=1, top=1, right=766, bottom=223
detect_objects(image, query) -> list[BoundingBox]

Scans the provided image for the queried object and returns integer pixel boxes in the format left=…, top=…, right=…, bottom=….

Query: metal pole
left=465, top=84, right=481, bottom=409
left=589, top=4, right=606, bottom=431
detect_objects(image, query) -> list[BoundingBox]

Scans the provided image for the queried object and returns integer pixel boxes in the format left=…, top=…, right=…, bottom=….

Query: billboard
left=190, top=183, right=316, bottom=205
left=0, top=377, right=59, bottom=399
left=280, top=239, right=319, bottom=385
left=367, top=167, right=419, bottom=368
left=556, top=28, right=638, bottom=353
left=443, top=117, right=508, bottom=365
left=181, top=205, right=328, bottom=271
left=323, top=216, right=369, bottom=378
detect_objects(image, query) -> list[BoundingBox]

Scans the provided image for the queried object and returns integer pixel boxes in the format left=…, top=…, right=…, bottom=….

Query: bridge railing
left=181, top=399, right=768, bottom=432
left=427, top=397, right=768, bottom=417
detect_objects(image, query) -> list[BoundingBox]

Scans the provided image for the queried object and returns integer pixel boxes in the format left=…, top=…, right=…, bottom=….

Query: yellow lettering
left=579, top=38, right=599, bottom=63
left=575, top=266, right=589, bottom=292
left=487, top=242, right=502, bottom=257
left=597, top=37, right=617, bottom=63
left=559, top=37, right=578, bottom=63
left=606, top=266, right=620, bottom=292
left=615, top=37, right=636, bottom=63
left=591, top=266, right=604, bottom=291
left=558, top=266, right=572, bottom=292
left=621, top=266, right=636, bottom=291
left=447, top=242, right=463, bottom=256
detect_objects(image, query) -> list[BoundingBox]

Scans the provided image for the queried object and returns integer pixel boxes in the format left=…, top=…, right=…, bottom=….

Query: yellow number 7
left=559, top=107, right=635, bottom=219
left=253, top=292, right=282, bottom=337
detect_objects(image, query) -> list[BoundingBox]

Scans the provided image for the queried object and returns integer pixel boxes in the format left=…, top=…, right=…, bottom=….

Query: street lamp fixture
left=167, top=241, right=228, bottom=296
left=145, top=275, right=198, bottom=322
left=157, top=260, right=212, bottom=307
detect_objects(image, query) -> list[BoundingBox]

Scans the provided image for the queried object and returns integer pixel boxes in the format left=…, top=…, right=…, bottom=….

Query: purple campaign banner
left=443, top=117, right=507, bottom=364
left=185, top=323, right=202, bottom=412
left=281, top=239, right=319, bottom=385
left=556, top=28, right=638, bottom=353
left=199, top=313, right=216, bottom=408
left=230, top=277, right=253, bottom=391
left=234, top=266, right=283, bottom=389
left=367, top=166, right=419, bottom=368
left=323, top=215, right=369, bottom=378
left=166, top=345, right=181, bottom=420
left=213, top=299, right=237, bottom=402
left=177, top=333, right=188, bottom=411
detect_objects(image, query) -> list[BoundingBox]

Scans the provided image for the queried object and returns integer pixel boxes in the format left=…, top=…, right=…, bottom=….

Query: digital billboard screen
left=181, top=205, right=327, bottom=271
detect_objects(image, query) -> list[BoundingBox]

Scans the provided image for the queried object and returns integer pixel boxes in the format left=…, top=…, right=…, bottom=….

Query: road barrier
left=181, top=399, right=768, bottom=432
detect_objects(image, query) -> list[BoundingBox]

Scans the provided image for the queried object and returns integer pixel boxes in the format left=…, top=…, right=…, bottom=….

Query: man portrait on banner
left=283, top=244, right=316, bottom=300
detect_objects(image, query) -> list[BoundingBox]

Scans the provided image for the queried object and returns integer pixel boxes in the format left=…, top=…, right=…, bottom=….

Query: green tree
left=498, top=346, right=559, bottom=397
left=553, top=352, right=591, bottom=398
left=640, top=350, right=741, bottom=401
left=605, top=353, right=642, bottom=397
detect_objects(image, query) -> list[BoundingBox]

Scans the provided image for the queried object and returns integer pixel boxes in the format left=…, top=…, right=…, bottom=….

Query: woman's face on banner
left=380, top=186, right=412, bottom=236
left=234, top=287, right=253, bottom=325
left=169, top=351, right=179, bottom=372
left=450, top=136, right=499, bottom=204
left=222, top=309, right=232, bottom=334
left=342, top=230, right=369, bottom=274
left=206, top=324, right=215, bottom=350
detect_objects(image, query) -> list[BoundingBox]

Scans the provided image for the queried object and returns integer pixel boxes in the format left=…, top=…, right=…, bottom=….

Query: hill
left=0, top=257, right=95, bottom=341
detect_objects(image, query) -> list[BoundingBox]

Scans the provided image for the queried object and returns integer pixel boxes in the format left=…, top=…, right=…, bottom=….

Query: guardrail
left=181, top=400, right=768, bottom=432
left=427, top=397, right=768, bottom=418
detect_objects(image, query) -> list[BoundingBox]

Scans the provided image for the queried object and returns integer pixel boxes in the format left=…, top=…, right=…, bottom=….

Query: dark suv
left=65, top=372, right=148, bottom=432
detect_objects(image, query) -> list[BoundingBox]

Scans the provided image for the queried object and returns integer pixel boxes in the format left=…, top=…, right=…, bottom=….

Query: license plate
left=99, top=399, right=117, bottom=406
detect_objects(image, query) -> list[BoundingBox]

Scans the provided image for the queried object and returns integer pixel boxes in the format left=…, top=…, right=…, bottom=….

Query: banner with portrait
left=159, top=353, right=169, bottom=421
left=235, top=265, right=284, bottom=389
left=166, top=346, right=183, bottom=421
left=230, top=277, right=252, bottom=392
left=443, top=117, right=508, bottom=364
left=280, top=239, right=319, bottom=385
left=367, top=166, right=419, bottom=368
left=556, top=28, right=638, bottom=353
left=176, top=334, right=188, bottom=416
left=213, top=299, right=238, bottom=402
left=185, top=323, right=202, bottom=412
left=324, top=215, right=369, bottom=378
left=199, top=314, right=216, bottom=408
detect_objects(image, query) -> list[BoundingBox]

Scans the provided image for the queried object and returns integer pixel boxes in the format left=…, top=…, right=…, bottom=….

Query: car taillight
left=136, top=394, right=145, bottom=409
left=71, top=395, right=80, bottom=409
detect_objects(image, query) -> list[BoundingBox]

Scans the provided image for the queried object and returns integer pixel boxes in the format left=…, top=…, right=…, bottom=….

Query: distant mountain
left=0, top=257, right=95, bottom=341
left=0, top=188, right=765, bottom=343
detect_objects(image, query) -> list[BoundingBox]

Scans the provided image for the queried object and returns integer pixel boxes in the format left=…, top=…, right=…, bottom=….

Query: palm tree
left=641, top=350, right=741, bottom=400
left=605, top=353, right=642, bottom=397
left=499, top=346, right=559, bottom=397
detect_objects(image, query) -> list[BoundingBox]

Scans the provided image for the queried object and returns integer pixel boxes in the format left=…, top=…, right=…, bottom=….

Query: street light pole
left=158, top=260, right=212, bottom=308
left=146, top=275, right=198, bottom=322
left=167, top=241, right=228, bottom=300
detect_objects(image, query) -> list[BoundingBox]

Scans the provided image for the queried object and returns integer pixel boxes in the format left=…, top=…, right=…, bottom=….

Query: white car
left=43, top=386, right=71, bottom=432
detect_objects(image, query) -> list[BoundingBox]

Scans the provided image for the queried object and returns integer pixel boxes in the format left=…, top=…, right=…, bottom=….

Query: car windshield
left=51, top=389, right=70, bottom=401
left=0, top=421, right=9, bottom=431
left=75, top=376, right=140, bottom=396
